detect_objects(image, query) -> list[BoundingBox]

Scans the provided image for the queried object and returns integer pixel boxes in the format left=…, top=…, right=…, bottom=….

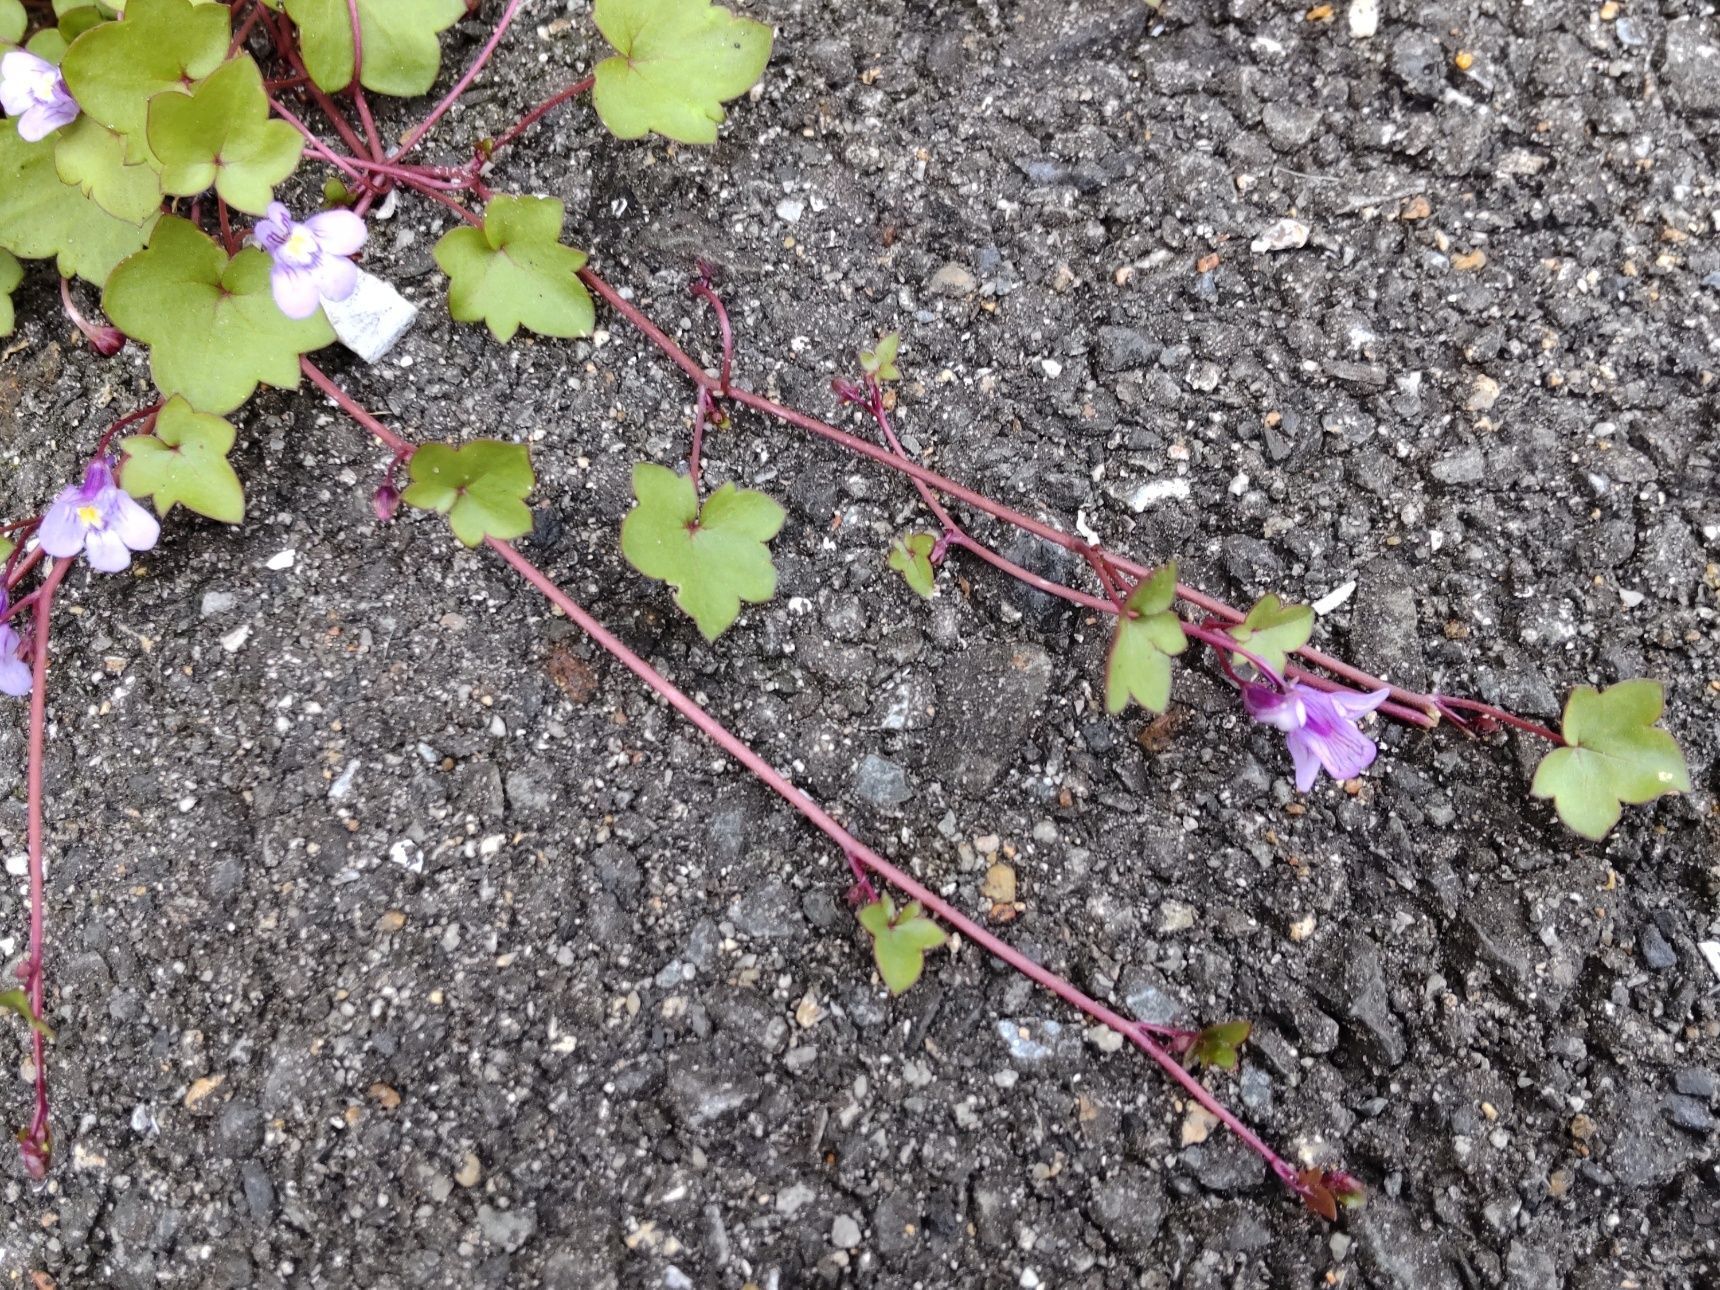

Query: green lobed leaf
left=619, top=462, right=784, bottom=642
left=861, top=331, right=901, bottom=381
left=399, top=441, right=535, bottom=547
left=887, top=531, right=936, bottom=598
left=284, top=0, right=466, bottom=98
left=1, top=0, right=24, bottom=43
left=0, top=988, right=54, bottom=1039
left=0, top=122, right=157, bottom=283
left=432, top=195, right=595, bottom=344
left=0, top=249, right=20, bottom=336
left=60, top=0, right=229, bottom=162
left=119, top=394, right=244, bottom=523
left=0, top=535, right=13, bottom=562
left=54, top=116, right=165, bottom=223
left=1226, top=593, right=1313, bottom=679
left=1186, top=1019, right=1252, bottom=1072
left=592, top=0, right=773, bottom=144
left=1529, top=679, right=1690, bottom=841
left=149, top=55, right=302, bottom=214
left=856, top=895, right=947, bottom=996
left=102, top=216, right=334, bottom=415
left=1104, top=562, right=1187, bottom=715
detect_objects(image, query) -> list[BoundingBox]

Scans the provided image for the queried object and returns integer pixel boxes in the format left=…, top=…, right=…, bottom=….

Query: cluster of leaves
left=1, top=0, right=774, bottom=551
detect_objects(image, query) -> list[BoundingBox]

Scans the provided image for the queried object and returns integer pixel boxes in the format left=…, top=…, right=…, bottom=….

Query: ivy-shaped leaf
left=54, top=116, right=165, bottom=223
left=432, top=195, right=594, bottom=343
left=149, top=55, right=302, bottom=214
left=1226, top=593, right=1313, bottom=679
left=1105, top=562, right=1187, bottom=715
left=0, top=988, right=54, bottom=1039
left=1, top=0, right=25, bottom=44
left=0, top=249, right=20, bottom=336
left=861, top=331, right=901, bottom=381
left=26, top=6, right=110, bottom=63
left=620, top=462, right=783, bottom=642
left=887, top=531, right=936, bottom=598
left=856, top=895, right=947, bottom=996
left=119, top=395, right=244, bottom=523
left=591, top=0, right=773, bottom=144
left=283, top=0, right=466, bottom=98
left=60, top=0, right=229, bottom=161
left=1185, top=1019, right=1252, bottom=1072
left=1529, top=679, right=1690, bottom=841
left=103, top=215, right=334, bottom=415
left=399, top=441, right=535, bottom=547
left=0, top=122, right=157, bottom=283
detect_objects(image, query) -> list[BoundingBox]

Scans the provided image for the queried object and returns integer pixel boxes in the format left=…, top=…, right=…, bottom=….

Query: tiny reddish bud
left=86, top=325, right=126, bottom=358
left=373, top=483, right=401, bottom=523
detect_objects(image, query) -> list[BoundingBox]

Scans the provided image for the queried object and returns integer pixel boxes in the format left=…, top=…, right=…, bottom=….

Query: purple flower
left=37, top=460, right=159, bottom=573
left=252, top=202, right=366, bottom=320
left=0, top=620, right=29, bottom=698
left=0, top=51, right=80, bottom=143
left=1242, top=681, right=1391, bottom=792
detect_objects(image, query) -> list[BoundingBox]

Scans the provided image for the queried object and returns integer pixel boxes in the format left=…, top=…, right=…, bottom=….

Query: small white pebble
left=265, top=549, right=295, bottom=571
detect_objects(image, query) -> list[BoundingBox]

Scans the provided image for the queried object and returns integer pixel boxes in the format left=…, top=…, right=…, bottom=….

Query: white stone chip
left=323, top=269, right=419, bottom=364
left=1700, top=941, right=1720, bottom=984
left=1251, top=218, right=1311, bottom=253
left=265, top=549, right=295, bottom=571
left=1349, top=0, right=1379, bottom=39
left=1313, top=580, right=1357, bottom=615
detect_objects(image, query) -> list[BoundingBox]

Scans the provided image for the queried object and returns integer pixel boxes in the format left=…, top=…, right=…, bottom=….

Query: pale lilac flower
left=0, top=620, right=29, bottom=698
left=38, top=460, right=159, bottom=573
left=252, top=202, right=366, bottom=320
left=0, top=51, right=80, bottom=142
left=1242, top=680, right=1391, bottom=792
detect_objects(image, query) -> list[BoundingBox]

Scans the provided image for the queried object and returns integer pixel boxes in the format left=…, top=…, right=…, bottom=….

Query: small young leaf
left=60, top=0, right=229, bottom=160
left=1226, top=592, right=1313, bottom=678
left=432, top=195, right=594, bottom=343
left=399, top=441, right=535, bottom=547
left=1529, top=679, right=1690, bottom=841
left=284, top=0, right=466, bottom=97
left=591, top=0, right=773, bottom=144
left=861, top=331, right=901, bottom=381
left=0, top=988, right=54, bottom=1039
left=1186, top=1019, right=1252, bottom=1072
left=0, top=249, right=20, bottom=336
left=1104, top=562, right=1186, bottom=715
left=119, top=395, right=244, bottom=523
left=0, top=122, right=157, bottom=283
left=1297, top=1169, right=1339, bottom=1223
left=620, top=462, right=784, bottom=642
left=856, top=895, right=947, bottom=996
left=53, top=115, right=165, bottom=223
left=149, top=55, right=303, bottom=214
left=887, top=531, right=936, bottom=598
left=0, top=535, right=13, bottom=563
left=103, top=216, right=334, bottom=414
left=1, top=0, right=26, bottom=45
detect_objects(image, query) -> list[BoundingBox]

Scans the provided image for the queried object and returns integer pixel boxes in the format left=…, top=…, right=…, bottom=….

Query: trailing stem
left=302, top=371, right=1335, bottom=1214
left=17, top=557, right=69, bottom=1179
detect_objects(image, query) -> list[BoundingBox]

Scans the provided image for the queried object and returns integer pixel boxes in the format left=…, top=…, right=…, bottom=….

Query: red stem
left=487, top=536, right=1315, bottom=1202
left=20, top=556, right=70, bottom=1177
left=301, top=359, right=412, bottom=454
left=581, top=267, right=1442, bottom=721
left=489, top=75, right=595, bottom=154
left=690, top=278, right=734, bottom=395
left=1432, top=695, right=1565, bottom=746
left=391, top=0, right=527, bottom=164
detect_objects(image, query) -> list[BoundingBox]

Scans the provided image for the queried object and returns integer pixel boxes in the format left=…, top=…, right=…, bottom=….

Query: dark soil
left=2, top=1, right=1718, bottom=1287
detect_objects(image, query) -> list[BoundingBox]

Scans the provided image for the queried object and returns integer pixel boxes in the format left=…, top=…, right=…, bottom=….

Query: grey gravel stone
left=852, top=753, right=911, bottom=808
